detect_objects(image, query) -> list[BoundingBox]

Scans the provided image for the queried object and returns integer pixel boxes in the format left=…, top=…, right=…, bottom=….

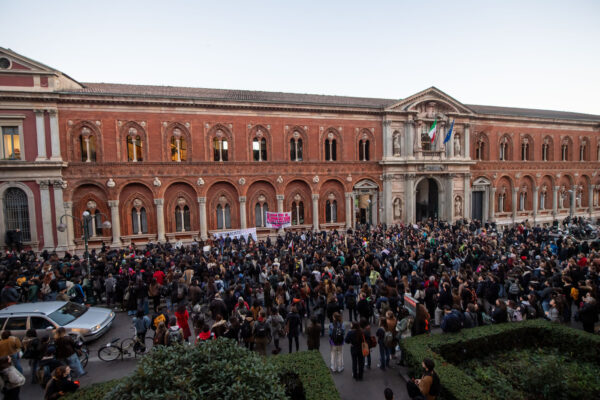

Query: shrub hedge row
left=399, top=319, right=600, bottom=400
left=65, top=344, right=339, bottom=400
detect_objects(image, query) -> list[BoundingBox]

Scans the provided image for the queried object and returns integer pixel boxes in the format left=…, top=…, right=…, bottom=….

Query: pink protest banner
left=265, top=212, right=291, bottom=228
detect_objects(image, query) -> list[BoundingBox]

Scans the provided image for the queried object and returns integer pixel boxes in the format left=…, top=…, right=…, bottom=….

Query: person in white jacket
left=0, top=355, right=25, bottom=400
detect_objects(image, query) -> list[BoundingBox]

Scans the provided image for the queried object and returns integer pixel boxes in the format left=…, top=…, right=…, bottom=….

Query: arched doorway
left=353, top=179, right=379, bottom=227
left=415, top=178, right=439, bottom=221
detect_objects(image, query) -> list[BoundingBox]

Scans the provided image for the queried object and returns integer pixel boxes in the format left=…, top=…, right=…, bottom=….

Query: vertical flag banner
left=443, top=119, right=455, bottom=144
left=428, top=118, right=437, bottom=143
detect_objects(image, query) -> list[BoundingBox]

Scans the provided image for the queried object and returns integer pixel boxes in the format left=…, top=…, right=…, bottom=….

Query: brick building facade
left=1, top=48, right=599, bottom=252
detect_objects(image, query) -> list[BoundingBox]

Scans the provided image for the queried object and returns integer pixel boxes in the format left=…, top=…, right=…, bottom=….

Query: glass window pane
left=325, top=140, right=330, bottom=161
left=80, top=135, right=87, bottom=161
left=183, top=205, right=190, bottom=231
left=171, top=137, right=178, bottom=161
left=222, top=140, right=228, bottom=161
left=332, top=200, right=337, bottom=222
left=132, top=208, right=139, bottom=233
left=255, top=203, right=261, bottom=227
left=326, top=200, right=331, bottom=222
left=5, top=317, right=27, bottom=331
left=217, top=205, right=223, bottom=229
left=31, top=316, right=54, bottom=330
left=225, top=205, right=231, bottom=229
left=3, top=127, right=20, bottom=160
left=253, top=139, right=260, bottom=161
left=89, top=135, right=96, bottom=162
left=136, top=136, right=143, bottom=161
left=175, top=206, right=182, bottom=232
left=3, top=188, right=31, bottom=241
left=140, top=207, right=148, bottom=233
left=332, top=139, right=337, bottom=161
left=127, top=136, right=134, bottom=161
left=297, top=139, right=303, bottom=161
left=299, top=201, right=304, bottom=224
left=261, top=138, right=267, bottom=161
left=365, top=141, right=369, bottom=161
left=180, top=137, right=187, bottom=161
left=95, top=211, right=102, bottom=235
left=290, top=139, right=295, bottom=161
left=214, top=138, right=221, bottom=161
left=292, top=202, right=297, bottom=225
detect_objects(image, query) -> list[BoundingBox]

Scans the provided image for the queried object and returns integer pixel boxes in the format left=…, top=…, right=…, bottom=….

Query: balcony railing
left=422, top=150, right=444, bottom=157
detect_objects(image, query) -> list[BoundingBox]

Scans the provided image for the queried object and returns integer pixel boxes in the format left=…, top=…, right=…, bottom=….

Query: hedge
left=399, top=319, right=600, bottom=400
left=65, top=345, right=339, bottom=400
left=268, top=350, right=339, bottom=400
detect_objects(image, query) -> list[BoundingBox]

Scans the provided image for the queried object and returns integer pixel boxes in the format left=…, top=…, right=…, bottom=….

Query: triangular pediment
left=0, top=47, right=82, bottom=90
left=385, top=87, right=475, bottom=116
left=353, top=179, right=379, bottom=190
left=473, top=177, right=491, bottom=186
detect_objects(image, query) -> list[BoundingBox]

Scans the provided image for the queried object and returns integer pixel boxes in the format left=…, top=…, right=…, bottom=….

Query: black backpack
left=240, top=321, right=252, bottom=339
left=346, top=294, right=356, bottom=308
left=429, top=372, right=441, bottom=396
left=254, top=322, right=268, bottom=338
left=331, top=322, right=344, bottom=345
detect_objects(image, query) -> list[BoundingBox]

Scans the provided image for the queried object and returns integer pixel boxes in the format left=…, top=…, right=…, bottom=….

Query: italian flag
left=428, top=118, right=437, bottom=143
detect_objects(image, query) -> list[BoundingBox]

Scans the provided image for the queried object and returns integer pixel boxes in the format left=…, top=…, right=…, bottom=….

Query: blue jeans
left=66, top=352, right=85, bottom=377
left=11, top=352, right=22, bottom=374
left=378, top=343, right=390, bottom=369
left=29, top=359, right=39, bottom=383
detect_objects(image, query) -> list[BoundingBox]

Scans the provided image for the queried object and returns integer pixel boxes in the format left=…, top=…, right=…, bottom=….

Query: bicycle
left=98, top=329, right=153, bottom=361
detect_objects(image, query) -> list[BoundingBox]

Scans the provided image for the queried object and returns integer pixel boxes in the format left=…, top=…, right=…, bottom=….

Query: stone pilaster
left=48, top=110, right=62, bottom=160
left=312, top=194, right=319, bottom=231
left=239, top=196, right=247, bottom=229
left=34, top=110, right=47, bottom=160
left=154, top=199, right=165, bottom=242
left=38, top=180, right=55, bottom=250
left=53, top=180, right=68, bottom=251
left=198, top=197, right=207, bottom=240
left=108, top=200, right=121, bottom=247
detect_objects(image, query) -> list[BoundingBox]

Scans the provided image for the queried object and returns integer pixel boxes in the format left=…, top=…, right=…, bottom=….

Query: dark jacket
left=44, top=376, right=79, bottom=400
left=55, top=336, right=76, bottom=359
left=344, top=328, right=364, bottom=354
left=306, top=322, right=321, bottom=350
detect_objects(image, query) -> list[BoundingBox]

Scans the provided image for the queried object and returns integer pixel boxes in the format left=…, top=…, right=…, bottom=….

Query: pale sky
left=3, top=0, right=600, bottom=114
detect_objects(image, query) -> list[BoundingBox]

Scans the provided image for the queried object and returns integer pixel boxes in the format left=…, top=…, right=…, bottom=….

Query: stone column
left=405, top=120, right=414, bottom=158
left=489, top=187, right=496, bottom=222
left=63, top=201, right=75, bottom=251
left=447, top=175, right=454, bottom=222
left=371, top=192, right=378, bottom=226
left=415, top=121, right=423, bottom=159
left=345, top=192, right=353, bottom=229
left=154, top=198, right=165, bottom=242
left=34, top=110, right=47, bottom=160
left=48, top=110, right=62, bottom=160
left=404, top=174, right=415, bottom=224
left=447, top=129, right=454, bottom=159
left=38, top=181, right=55, bottom=250
left=108, top=200, right=122, bottom=247
left=383, top=174, right=393, bottom=225
left=53, top=181, right=68, bottom=252
left=239, top=196, right=247, bottom=229
left=464, top=174, right=471, bottom=220
left=276, top=195, right=285, bottom=234
left=463, top=123, right=470, bottom=159
left=312, top=194, right=319, bottom=231
left=198, top=197, right=207, bottom=240
left=383, top=120, right=392, bottom=159
left=438, top=122, right=446, bottom=155
left=570, top=185, right=576, bottom=217
left=552, top=186, right=559, bottom=217
left=589, top=185, right=594, bottom=217
left=532, top=186, right=539, bottom=224
left=512, top=187, right=518, bottom=223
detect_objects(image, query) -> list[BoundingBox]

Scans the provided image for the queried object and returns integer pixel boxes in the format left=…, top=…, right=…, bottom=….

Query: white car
left=0, top=301, right=115, bottom=342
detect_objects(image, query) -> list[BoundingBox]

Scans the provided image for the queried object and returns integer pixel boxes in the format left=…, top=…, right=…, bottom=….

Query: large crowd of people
left=0, top=218, right=599, bottom=400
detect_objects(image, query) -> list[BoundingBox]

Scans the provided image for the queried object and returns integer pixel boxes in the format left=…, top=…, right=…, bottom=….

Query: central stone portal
left=416, top=177, right=439, bottom=221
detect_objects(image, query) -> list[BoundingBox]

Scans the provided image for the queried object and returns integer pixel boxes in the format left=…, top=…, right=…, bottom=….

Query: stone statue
left=393, top=198, right=402, bottom=219
left=392, top=132, right=401, bottom=156
left=454, top=196, right=462, bottom=216
left=454, top=135, right=461, bottom=156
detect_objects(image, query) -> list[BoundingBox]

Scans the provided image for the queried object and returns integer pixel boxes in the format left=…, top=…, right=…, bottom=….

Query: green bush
left=106, top=339, right=287, bottom=400
left=269, top=350, right=339, bottom=400
left=63, top=379, right=125, bottom=400
left=400, top=319, right=600, bottom=400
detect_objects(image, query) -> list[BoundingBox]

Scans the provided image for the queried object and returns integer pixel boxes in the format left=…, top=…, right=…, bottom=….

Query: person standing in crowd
left=306, top=315, right=321, bottom=351
left=54, top=328, right=85, bottom=378
left=43, top=365, right=79, bottom=400
left=345, top=321, right=365, bottom=381
left=253, top=311, right=270, bottom=356
left=329, top=312, right=344, bottom=373
left=578, top=294, right=598, bottom=333
left=0, top=355, right=25, bottom=400
left=22, top=329, right=42, bottom=384
left=406, top=358, right=440, bottom=400
left=285, top=306, right=301, bottom=353
left=0, top=331, right=22, bottom=374
left=267, top=307, right=284, bottom=354
left=175, top=304, right=192, bottom=343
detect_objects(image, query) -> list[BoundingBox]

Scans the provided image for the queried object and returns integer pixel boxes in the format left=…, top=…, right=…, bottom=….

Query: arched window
left=291, top=195, right=304, bottom=225
left=542, top=142, right=549, bottom=161
left=79, top=127, right=96, bottom=162
left=521, top=138, right=529, bottom=161
left=325, top=195, right=337, bottom=223
left=325, top=132, right=337, bottom=161
left=290, top=132, right=303, bottom=161
left=561, top=141, right=569, bottom=161
left=216, top=196, right=231, bottom=229
left=213, top=130, right=228, bottom=162
left=255, top=200, right=268, bottom=228
left=170, top=129, right=187, bottom=162
left=131, top=203, right=148, bottom=235
left=175, top=198, right=191, bottom=232
left=359, top=139, right=370, bottom=161
left=3, top=188, right=31, bottom=241
left=94, top=210, right=102, bottom=236
left=253, top=137, right=267, bottom=161
left=476, top=140, right=485, bottom=161
left=127, top=128, right=143, bottom=162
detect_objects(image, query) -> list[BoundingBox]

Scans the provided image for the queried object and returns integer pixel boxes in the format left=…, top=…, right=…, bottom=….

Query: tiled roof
left=70, top=83, right=395, bottom=108
left=467, top=104, right=600, bottom=122
left=61, top=83, right=600, bottom=122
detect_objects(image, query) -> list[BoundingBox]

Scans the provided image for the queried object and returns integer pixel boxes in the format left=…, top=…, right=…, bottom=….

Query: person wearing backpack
left=406, top=358, right=440, bottom=400
left=306, top=315, right=321, bottom=351
left=285, top=306, right=301, bottom=353
left=0, top=355, right=25, bottom=400
left=344, top=286, right=358, bottom=322
left=344, top=321, right=365, bottom=381
left=376, top=317, right=390, bottom=370
left=240, top=316, right=254, bottom=350
left=104, top=273, right=116, bottom=309
left=252, top=311, right=270, bottom=356
left=266, top=307, right=284, bottom=354
left=328, top=312, right=344, bottom=373
left=22, top=329, right=43, bottom=384
left=165, top=317, right=184, bottom=346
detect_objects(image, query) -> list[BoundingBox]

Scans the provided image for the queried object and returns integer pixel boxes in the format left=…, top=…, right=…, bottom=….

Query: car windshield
left=47, top=302, right=87, bottom=326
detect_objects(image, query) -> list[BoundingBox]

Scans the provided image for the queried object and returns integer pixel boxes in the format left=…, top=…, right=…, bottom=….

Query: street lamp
left=57, top=211, right=112, bottom=275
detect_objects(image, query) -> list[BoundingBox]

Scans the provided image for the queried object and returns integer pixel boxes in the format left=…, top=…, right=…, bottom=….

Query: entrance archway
left=415, top=178, right=439, bottom=221
left=353, top=179, right=379, bottom=227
